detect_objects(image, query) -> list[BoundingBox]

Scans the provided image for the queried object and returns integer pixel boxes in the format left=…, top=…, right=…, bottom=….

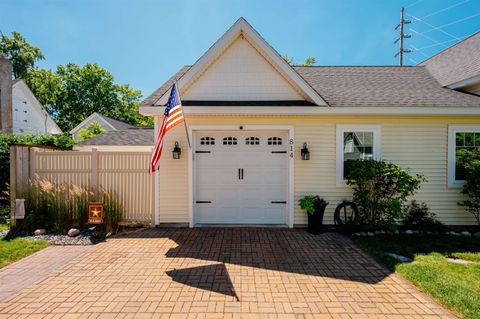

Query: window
left=268, top=137, right=282, bottom=145
left=245, top=137, right=260, bottom=145
left=336, top=125, right=381, bottom=185
left=448, top=126, right=480, bottom=187
left=200, top=137, right=215, bottom=145
left=223, top=137, right=237, bottom=145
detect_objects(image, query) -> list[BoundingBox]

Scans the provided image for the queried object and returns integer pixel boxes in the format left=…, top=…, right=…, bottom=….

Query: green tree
left=27, top=63, right=152, bottom=131
left=0, top=31, right=45, bottom=79
left=282, top=55, right=316, bottom=66
left=77, top=122, right=105, bottom=141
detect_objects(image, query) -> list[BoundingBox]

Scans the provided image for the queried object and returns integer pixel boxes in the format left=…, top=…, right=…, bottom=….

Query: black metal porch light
left=301, top=143, right=310, bottom=160
left=172, top=141, right=181, bottom=159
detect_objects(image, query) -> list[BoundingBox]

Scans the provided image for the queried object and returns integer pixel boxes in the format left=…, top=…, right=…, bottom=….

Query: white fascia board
left=447, top=75, right=480, bottom=90
left=153, top=18, right=327, bottom=106
left=140, top=106, right=480, bottom=116
left=69, top=113, right=116, bottom=134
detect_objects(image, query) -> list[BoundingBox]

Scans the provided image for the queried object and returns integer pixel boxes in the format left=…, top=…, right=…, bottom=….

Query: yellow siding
left=156, top=115, right=480, bottom=226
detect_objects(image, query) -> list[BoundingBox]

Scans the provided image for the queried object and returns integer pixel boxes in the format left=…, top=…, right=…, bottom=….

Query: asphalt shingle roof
left=141, top=65, right=480, bottom=108
left=419, top=32, right=480, bottom=87
left=78, top=128, right=154, bottom=146
left=100, top=114, right=137, bottom=130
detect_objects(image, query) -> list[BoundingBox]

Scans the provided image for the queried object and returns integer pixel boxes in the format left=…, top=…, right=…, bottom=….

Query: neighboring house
left=74, top=127, right=153, bottom=151
left=12, top=80, right=62, bottom=135
left=70, top=112, right=136, bottom=141
left=139, top=18, right=480, bottom=227
left=420, top=32, right=480, bottom=96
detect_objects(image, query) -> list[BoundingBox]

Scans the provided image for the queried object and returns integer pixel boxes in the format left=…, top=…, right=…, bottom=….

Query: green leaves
left=78, top=122, right=105, bottom=141
left=346, top=159, right=425, bottom=228
left=457, top=149, right=480, bottom=225
left=0, top=31, right=44, bottom=79
left=299, top=195, right=316, bottom=215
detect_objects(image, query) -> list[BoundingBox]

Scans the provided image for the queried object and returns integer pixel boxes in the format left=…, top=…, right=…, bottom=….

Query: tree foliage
left=26, top=63, right=152, bottom=131
left=346, top=160, right=425, bottom=230
left=0, top=31, right=45, bottom=79
left=78, top=122, right=105, bottom=141
left=282, top=55, right=316, bottom=66
left=457, top=149, right=480, bottom=225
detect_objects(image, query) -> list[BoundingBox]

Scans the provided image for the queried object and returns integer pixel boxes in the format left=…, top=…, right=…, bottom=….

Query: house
left=12, top=80, right=62, bottom=135
left=420, top=32, right=480, bottom=96
left=1, top=56, right=61, bottom=135
left=139, top=18, right=480, bottom=227
left=69, top=112, right=136, bottom=141
left=74, top=127, right=153, bottom=151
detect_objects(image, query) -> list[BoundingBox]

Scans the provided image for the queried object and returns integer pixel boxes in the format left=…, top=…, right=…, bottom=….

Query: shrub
left=77, top=122, right=105, bottom=141
left=457, top=149, right=480, bottom=225
left=299, top=195, right=328, bottom=215
left=0, top=132, right=74, bottom=207
left=18, top=179, right=123, bottom=233
left=403, top=200, right=447, bottom=232
left=346, top=159, right=425, bottom=230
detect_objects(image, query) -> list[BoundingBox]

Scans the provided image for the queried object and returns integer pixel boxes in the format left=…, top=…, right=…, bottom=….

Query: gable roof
left=12, top=80, right=62, bottom=133
left=69, top=112, right=135, bottom=134
left=142, top=65, right=480, bottom=108
left=77, top=128, right=154, bottom=145
left=148, top=18, right=327, bottom=106
left=419, top=32, right=480, bottom=87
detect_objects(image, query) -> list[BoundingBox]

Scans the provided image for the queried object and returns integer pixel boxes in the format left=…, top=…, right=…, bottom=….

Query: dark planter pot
left=307, top=198, right=328, bottom=234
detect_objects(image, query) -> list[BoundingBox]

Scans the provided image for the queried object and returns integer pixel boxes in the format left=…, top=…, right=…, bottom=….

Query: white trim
left=140, top=106, right=480, bottom=116
left=336, top=125, right=381, bottom=186
left=69, top=112, right=116, bottom=134
left=153, top=18, right=327, bottom=106
left=188, top=125, right=295, bottom=228
left=447, top=125, right=480, bottom=188
left=447, top=75, right=480, bottom=90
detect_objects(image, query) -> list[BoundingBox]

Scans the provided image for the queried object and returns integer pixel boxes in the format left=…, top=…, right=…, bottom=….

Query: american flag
left=149, top=83, right=184, bottom=173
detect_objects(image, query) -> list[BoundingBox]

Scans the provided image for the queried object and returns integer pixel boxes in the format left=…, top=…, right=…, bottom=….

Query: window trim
left=448, top=125, right=480, bottom=188
left=336, top=125, right=381, bottom=186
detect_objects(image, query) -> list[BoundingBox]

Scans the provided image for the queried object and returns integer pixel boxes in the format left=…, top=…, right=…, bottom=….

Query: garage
left=194, top=130, right=289, bottom=225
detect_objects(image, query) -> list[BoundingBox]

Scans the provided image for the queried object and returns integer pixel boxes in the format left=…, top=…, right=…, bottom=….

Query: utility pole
left=394, top=7, right=412, bottom=66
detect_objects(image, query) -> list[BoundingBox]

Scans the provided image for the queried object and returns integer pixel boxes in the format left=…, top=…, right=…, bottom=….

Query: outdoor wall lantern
left=301, top=143, right=310, bottom=160
left=172, top=141, right=181, bottom=159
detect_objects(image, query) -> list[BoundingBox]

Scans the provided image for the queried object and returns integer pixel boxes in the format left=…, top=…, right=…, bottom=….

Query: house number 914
left=290, top=139, right=294, bottom=158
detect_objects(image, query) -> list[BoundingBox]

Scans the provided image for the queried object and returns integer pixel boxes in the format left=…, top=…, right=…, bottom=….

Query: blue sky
left=1, top=0, right=479, bottom=97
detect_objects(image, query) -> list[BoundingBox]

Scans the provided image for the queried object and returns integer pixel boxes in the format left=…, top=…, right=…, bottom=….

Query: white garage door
left=194, top=131, right=289, bottom=225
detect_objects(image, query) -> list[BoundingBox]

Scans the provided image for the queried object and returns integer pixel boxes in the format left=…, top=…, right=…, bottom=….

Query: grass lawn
left=0, top=224, right=8, bottom=231
left=0, top=231, right=50, bottom=269
left=354, top=235, right=480, bottom=319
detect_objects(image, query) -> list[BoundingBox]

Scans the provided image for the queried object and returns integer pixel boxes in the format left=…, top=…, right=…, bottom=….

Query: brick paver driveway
left=0, top=228, right=455, bottom=318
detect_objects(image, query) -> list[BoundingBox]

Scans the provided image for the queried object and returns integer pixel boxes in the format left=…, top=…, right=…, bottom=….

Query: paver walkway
left=0, top=245, right=90, bottom=301
left=0, top=228, right=456, bottom=318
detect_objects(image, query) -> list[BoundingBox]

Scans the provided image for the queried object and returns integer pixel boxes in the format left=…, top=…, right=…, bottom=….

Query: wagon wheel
left=334, top=201, right=359, bottom=229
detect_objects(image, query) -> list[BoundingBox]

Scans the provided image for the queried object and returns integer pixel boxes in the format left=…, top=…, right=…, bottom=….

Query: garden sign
left=88, top=202, right=104, bottom=224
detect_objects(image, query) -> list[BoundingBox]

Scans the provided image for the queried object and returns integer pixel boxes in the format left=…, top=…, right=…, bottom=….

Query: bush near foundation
left=346, top=159, right=425, bottom=231
left=457, top=149, right=480, bottom=226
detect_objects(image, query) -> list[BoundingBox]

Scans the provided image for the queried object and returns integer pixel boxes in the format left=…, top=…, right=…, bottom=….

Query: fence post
left=9, top=146, right=16, bottom=222
left=29, top=147, right=37, bottom=180
left=91, top=148, right=99, bottom=200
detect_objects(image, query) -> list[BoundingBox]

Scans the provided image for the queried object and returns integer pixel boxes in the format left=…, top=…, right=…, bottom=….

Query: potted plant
left=299, top=195, right=328, bottom=234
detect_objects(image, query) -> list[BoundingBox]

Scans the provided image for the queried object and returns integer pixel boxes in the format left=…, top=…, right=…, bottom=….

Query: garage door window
left=223, top=137, right=237, bottom=145
left=200, top=137, right=215, bottom=145
left=268, top=137, right=282, bottom=145
left=246, top=137, right=260, bottom=145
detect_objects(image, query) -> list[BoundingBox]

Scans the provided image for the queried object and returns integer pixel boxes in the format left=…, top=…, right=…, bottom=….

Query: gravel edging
left=0, top=230, right=104, bottom=245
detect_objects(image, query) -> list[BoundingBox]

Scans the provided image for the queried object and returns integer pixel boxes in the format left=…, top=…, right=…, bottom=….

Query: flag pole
left=175, top=81, right=191, bottom=149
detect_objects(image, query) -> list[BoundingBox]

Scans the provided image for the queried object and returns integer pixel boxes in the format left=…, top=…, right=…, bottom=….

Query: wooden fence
left=10, top=145, right=154, bottom=223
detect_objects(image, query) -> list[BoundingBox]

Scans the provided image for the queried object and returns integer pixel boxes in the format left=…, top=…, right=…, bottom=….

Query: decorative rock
left=394, top=230, right=400, bottom=235
left=367, top=232, right=375, bottom=237
left=425, top=231, right=433, bottom=235
left=474, top=232, right=480, bottom=238
left=34, top=229, right=46, bottom=236
left=385, top=252, right=412, bottom=263
left=461, top=231, right=471, bottom=236
left=106, top=232, right=112, bottom=238
left=403, top=230, right=413, bottom=235
left=359, top=232, right=367, bottom=237
left=88, top=226, right=96, bottom=231
left=67, top=228, right=80, bottom=237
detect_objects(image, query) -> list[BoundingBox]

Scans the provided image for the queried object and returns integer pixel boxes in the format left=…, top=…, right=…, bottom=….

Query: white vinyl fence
left=10, top=146, right=154, bottom=223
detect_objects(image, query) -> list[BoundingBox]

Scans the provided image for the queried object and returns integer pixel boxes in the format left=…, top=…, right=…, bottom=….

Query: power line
left=409, top=12, right=480, bottom=37
left=419, top=0, right=471, bottom=19
left=409, top=44, right=431, bottom=58
left=410, top=36, right=469, bottom=51
left=409, top=28, right=450, bottom=48
left=408, top=14, right=462, bottom=40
